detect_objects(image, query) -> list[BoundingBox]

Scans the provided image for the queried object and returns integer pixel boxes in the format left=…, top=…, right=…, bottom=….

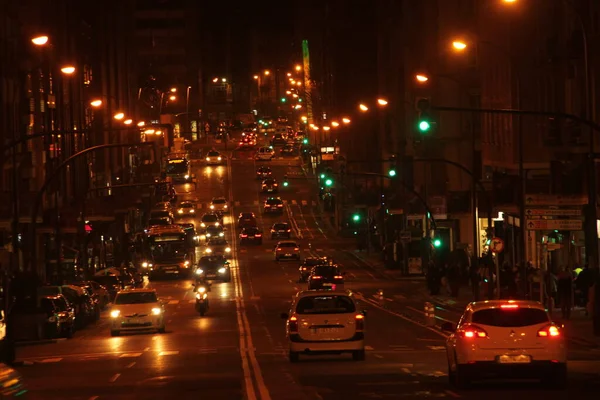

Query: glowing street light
left=323, top=126, right=331, bottom=131
left=60, top=66, right=75, bottom=74
left=31, top=35, right=49, bottom=46
left=170, top=87, right=177, bottom=93
left=264, top=70, right=271, bottom=76
left=287, top=72, right=292, bottom=77
left=359, top=104, right=369, bottom=112
left=169, top=95, right=176, bottom=101
left=415, top=74, right=429, bottom=83
left=502, top=0, right=517, bottom=3
left=452, top=40, right=467, bottom=51
left=377, top=98, right=388, bottom=106
left=89, top=99, right=102, bottom=108
left=296, top=81, right=301, bottom=87
left=253, top=75, right=259, bottom=80
left=124, top=119, right=133, bottom=125
left=222, top=78, right=227, bottom=83
left=212, top=77, right=219, bottom=83
left=342, top=117, right=351, bottom=124
left=295, top=65, right=302, bottom=72
left=113, top=112, right=125, bottom=120
left=286, top=90, right=292, bottom=95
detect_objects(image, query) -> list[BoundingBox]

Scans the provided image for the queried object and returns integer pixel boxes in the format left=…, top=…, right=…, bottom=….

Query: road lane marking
left=40, top=358, right=62, bottom=363
left=126, top=362, right=136, bottom=368
left=406, top=305, right=455, bottom=324
left=445, top=390, right=461, bottom=398
left=119, top=353, right=142, bottom=358
left=168, top=300, right=179, bottom=305
left=427, top=346, right=445, bottom=351
left=158, top=351, right=179, bottom=356
left=401, top=367, right=411, bottom=374
left=365, top=346, right=375, bottom=351
left=374, top=354, right=383, bottom=359
left=109, top=373, right=121, bottom=383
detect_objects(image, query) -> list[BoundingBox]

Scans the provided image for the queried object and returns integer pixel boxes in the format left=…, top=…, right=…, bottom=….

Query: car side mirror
left=441, top=322, right=455, bottom=332
left=280, top=312, right=289, bottom=320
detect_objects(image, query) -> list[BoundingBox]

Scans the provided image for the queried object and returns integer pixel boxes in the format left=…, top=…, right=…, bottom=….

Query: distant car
left=109, top=289, right=165, bottom=336
left=203, top=225, right=225, bottom=240
left=274, top=241, right=300, bottom=261
left=281, top=290, right=366, bottom=362
left=442, top=300, right=567, bottom=389
left=255, top=146, right=275, bottom=161
left=271, top=133, right=286, bottom=146
left=256, top=166, right=272, bottom=180
left=205, top=150, right=224, bottom=165
left=177, top=201, right=196, bottom=216
left=200, top=213, right=220, bottom=230
left=196, top=255, right=231, bottom=282
left=271, top=222, right=291, bottom=239
left=261, top=178, right=279, bottom=193
left=238, top=212, right=257, bottom=228
left=307, top=265, right=345, bottom=290
left=240, top=227, right=263, bottom=245
left=263, top=197, right=284, bottom=214
left=210, top=197, right=228, bottom=215
left=205, top=237, right=232, bottom=258
left=280, top=144, right=296, bottom=156
left=298, top=257, right=329, bottom=282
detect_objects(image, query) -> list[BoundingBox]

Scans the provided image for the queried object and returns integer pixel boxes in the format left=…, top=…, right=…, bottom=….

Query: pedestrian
left=557, top=266, right=573, bottom=320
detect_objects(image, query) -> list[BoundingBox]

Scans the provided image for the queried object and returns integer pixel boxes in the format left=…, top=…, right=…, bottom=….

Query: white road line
left=373, top=354, right=383, bottom=359
left=364, top=346, right=375, bottom=351
left=401, top=367, right=411, bottom=374
left=40, top=358, right=62, bottom=363
left=109, top=373, right=121, bottom=383
left=445, top=389, right=462, bottom=398
left=168, top=300, right=179, bottom=305
left=126, top=362, right=136, bottom=368
left=119, top=353, right=142, bottom=358
left=158, top=351, right=179, bottom=356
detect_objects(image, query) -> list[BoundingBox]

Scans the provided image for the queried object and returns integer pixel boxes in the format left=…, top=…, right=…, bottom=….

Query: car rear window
left=313, top=266, right=337, bottom=276
left=266, top=198, right=281, bottom=205
left=274, top=223, right=288, bottom=229
left=472, top=308, right=549, bottom=327
left=296, top=296, right=356, bottom=314
left=279, top=243, right=296, bottom=247
left=208, top=151, right=220, bottom=156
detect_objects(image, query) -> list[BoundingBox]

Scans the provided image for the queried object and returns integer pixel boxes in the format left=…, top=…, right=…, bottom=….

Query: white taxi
left=210, top=197, right=228, bottom=215
left=281, top=290, right=366, bottom=362
left=109, top=289, right=166, bottom=336
left=274, top=241, right=300, bottom=261
left=442, top=300, right=567, bottom=388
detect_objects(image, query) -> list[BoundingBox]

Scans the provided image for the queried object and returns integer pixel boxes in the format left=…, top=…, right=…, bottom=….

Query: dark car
left=196, top=255, right=231, bottom=282
left=240, top=227, right=263, bottom=245
left=263, top=197, right=284, bottom=214
left=261, top=178, right=279, bottom=194
left=256, top=166, right=272, bottom=180
left=271, top=133, right=286, bottom=146
left=280, top=144, right=296, bottom=156
left=204, top=224, right=225, bottom=240
left=271, top=222, right=291, bottom=239
left=308, top=265, right=345, bottom=290
left=298, top=257, right=329, bottom=282
left=91, top=275, right=122, bottom=300
left=50, top=295, right=76, bottom=338
left=238, top=212, right=257, bottom=228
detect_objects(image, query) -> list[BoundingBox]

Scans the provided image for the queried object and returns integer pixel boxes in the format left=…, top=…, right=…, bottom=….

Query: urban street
left=13, top=135, right=600, bottom=400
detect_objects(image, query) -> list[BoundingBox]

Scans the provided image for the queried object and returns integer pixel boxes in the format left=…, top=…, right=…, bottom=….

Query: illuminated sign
left=152, top=235, right=186, bottom=242
left=168, top=159, right=186, bottom=164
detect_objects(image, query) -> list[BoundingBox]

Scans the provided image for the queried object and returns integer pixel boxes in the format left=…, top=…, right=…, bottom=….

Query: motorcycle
left=195, top=284, right=209, bottom=316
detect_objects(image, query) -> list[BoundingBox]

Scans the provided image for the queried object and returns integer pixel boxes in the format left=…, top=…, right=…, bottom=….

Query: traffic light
left=281, top=97, right=286, bottom=103
left=320, top=173, right=326, bottom=179
left=415, top=97, right=434, bottom=134
left=352, top=213, right=361, bottom=222
left=388, top=155, right=397, bottom=177
left=283, top=177, right=289, bottom=187
left=302, top=138, right=308, bottom=144
left=433, top=238, right=442, bottom=248
left=325, top=178, right=333, bottom=187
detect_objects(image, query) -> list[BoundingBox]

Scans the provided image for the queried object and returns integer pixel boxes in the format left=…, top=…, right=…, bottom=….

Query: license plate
left=322, top=283, right=333, bottom=287
left=165, top=270, right=178, bottom=274
left=206, top=274, right=216, bottom=278
left=127, top=318, right=140, bottom=324
left=497, top=355, right=531, bottom=364
left=248, top=236, right=255, bottom=238
left=314, top=328, right=339, bottom=334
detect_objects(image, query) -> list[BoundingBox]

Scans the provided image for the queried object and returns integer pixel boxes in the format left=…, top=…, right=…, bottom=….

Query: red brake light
left=255, top=234, right=262, bottom=237
left=500, top=304, right=519, bottom=309
left=276, top=248, right=282, bottom=251
left=311, top=276, right=322, bottom=279
left=277, top=204, right=283, bottom=207
left=458, top=324, right=487, bottom=338
left=294, top=247, right=299, bottom=251
left=287, top=229, right=291, bottom=232
left=334, top=275, right=343, bottom=279
left=289, top=315, right=298, bottom=332
left=355, top=314, right=365, bottom=330
left=538, top=324, right=561, bottom=337
left=241, top=234, right=248, bottom=238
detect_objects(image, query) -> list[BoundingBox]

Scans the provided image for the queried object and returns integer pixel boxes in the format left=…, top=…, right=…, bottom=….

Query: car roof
left=117, top=288, right=157, bottom=294
left=466, top=299, right=546, bottom=312
left=294, top=289, right=354, bottom=299
left=277, top=240, right=297, bottom=245
left=212, top=197, right=226, bottom=201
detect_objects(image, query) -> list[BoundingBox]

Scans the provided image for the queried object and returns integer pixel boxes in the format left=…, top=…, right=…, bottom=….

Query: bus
left=166, top=156, right=191, bottom=183
left=143, top=225, right=195, bottom=279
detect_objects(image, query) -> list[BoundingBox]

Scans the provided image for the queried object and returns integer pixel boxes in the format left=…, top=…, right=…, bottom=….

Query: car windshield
left=199, top=256, right=226, bottom=266
left=263, top=179, right=276, bottom=185
left=240, top=213, right=254, bottom=219
left=208, top=238, right=228, bottom=245
left=206, top=226, right=223, bottom=233
left=471, top=307, right=549, bottom=327
left=279, top=242, right=297, bottom=248
left=296, top=295, right=356, bottom=314
left=180, top=202, right=193, bottom=208
left=208, top=151, right=220, bottom=156
left=148, top=218, right=170, bottom=226
left=202, top=214, right=218, bottom=222
left=273, top=223, right=288, bottom=230
left=243, top=228, right=260, bottom=234
left=266, top=199, right=281, bottom=205
left=213, top=199, right=226, bottom=204
left=114, top=292, right=158, bottom=305
left=151, top=210, right=170, bottom=218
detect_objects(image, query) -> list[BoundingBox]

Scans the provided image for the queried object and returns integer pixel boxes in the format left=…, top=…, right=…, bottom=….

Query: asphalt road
left=13, top=134, right=600, bottom=399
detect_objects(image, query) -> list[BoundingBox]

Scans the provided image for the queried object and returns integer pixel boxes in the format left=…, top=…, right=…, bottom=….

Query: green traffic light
left=418, top=120, right=431, bottom=132
left=281, top=98, right=286, bottom=103
left=283, top=181, right=289, bottom=187
left=320, top=173, right=326, bottom=179
left=353, top=214, right=360, bottom=222
left=388, top=169, right=397, bottom=177
left=433, top=239, right=442, bottom=248
left=302, top=138, right=308, bottom=144
left=325, top=178, right=333, bottom=186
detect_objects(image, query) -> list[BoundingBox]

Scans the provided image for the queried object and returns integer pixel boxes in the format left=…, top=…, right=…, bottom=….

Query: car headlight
left=178, top=209, right=183, bottom=214
left=184, top=261, right=190, bottom=266
left=225, top=247, right=231, bottom=253
left=205, top=233, right=211, bottom=238
left=195, top=269, right=204, bottom=275
left=197, top=286, right=206, bottom=293
left=219, top=232, right=224, bottom=237
left=224, top=205, right=227, bottom=208
left=184, top=174, right=190, bottom=179
left=200, top=223, right=206, bottom=227
left=218, top=267, right=227, bottom=274
left=151, top=307, right=162, bottom=315
left=142, top=262, right=148, bottom=268
left=110, top=310, right=121, bottom=318
left=210, top=205, right=214, bottom=209
left=206, top=157, right=210, bottom=161
left=215, top=222, right=219, bottom=226
left=190, top=209, right=195, bottom=213
left=217, top=156, right=222, bottom=161
left=205, top=248, right=212, bottom=253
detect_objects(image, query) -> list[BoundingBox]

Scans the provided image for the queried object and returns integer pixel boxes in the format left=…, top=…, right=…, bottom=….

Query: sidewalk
left=551, top=308, right=600, bottom=347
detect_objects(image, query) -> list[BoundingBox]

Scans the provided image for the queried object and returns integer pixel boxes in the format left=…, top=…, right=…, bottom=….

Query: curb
left=15, top=338, right=67, bottom=347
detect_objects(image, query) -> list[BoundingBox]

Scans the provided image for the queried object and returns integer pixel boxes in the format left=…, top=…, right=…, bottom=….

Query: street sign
left=524, top=194, right=587, bottom=206
left=526, top=219, right=583, bottom=231
left=490, top=237, right=504, bottom=253
left=526, top=208, right=582, bottom=217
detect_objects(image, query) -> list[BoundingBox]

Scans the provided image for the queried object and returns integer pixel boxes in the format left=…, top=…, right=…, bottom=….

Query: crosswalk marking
left=427, top=346, right=445, bottom=351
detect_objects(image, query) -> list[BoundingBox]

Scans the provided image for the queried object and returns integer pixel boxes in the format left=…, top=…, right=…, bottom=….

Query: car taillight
left=458, top=324, right=488, bottom=338
left=355, top=314, right=365, bottom=330
left=312, top=276, right=322, bottom=279
left=241, top=234, right=248, bottom=238
left=294, top=247, right=299, bottom=251
left=255, top=234, right=262, bottom=237
left=287, top=229, right=291, bottom=232
left=500, top=304, right=519, bottom=309
left=277, top=204, right=283, bottom=207
left=289, top=316, right=298, bottom=332
left=537, top=324, right=561, bottom=337
left=276, top=248, right=282, bottom=251
left=334, top=275, right=343, bottom=279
